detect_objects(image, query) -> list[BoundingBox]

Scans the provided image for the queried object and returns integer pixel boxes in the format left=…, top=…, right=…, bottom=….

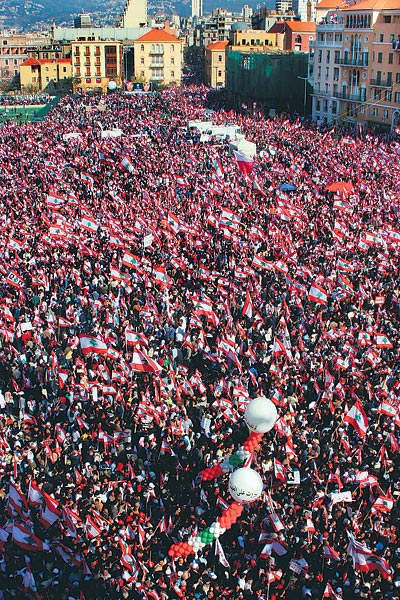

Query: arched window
left=141, top=44, right=145, bottom=52
left=171, top=44, right=174, bottom=52
left=295, top=35, right=302, bottom=43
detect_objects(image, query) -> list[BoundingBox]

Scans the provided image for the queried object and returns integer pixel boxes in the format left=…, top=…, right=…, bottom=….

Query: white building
left=310, top=11, right=344, bottom=124
left=292, top=0, right=317, bottom=21
left=242, top=5, right=253, bottom=20
left=121, top=0, right=148, bottom=28
left=192, top=0, right=203, bottom=19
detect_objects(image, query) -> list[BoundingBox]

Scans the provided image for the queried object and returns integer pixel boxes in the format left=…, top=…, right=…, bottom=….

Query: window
left=4, top=59, right=8, bottom=66
left=218, top=54, right=222, bottom=62
left=170, top=70, right=175, bottom=77
left=63, top=67, right=66, bottom=73
left=395, top=92, right=400, bottom=103
left=386, top=91, right=392, bottom=102
left=383, top=15, right=391, bottom=23
left=396, top=73, right=400, bottom=84
left=140, top=70, right=144, bottom=77
left=46, top=77, right=49, bottom=82
left=316, top=100, right=320, bottom=111
left=334, top=67, right=339, bottom=81
left=380, top=34, right=384, bottom=42
left=387, top=72, right=392, bottom=85
left=317, top=66, right=321, bottom=78
left=377, top=52, right=383, bottom=63
left=388, top=53, right=393, bottom=64
left=140, top=58, right=144, bottom=64
left=334, top=50, right=340, bottom=63
left=171, top=45, right=174, bottom=52
left=332, top=101, right=337, bottom=114
left=383, top=109, right=388, bottom=119
left=372, top=107, right=378, bottom=117
left=326, top=50, right=330, bottom=64
left=318, top=50, right=322, bottom=63
left=171, top=57, right=174, bottom=65
left=325, top=67, right=329, bottom=78
left=13, top=58, right=18, bottom=65
left=218, top=70, right=222, bottom=77
left=141, top=45, right=144, bottom=52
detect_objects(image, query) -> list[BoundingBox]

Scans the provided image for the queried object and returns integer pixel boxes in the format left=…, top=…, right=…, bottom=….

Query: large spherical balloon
left=228, top=467, right=263, bottom=503
left=245, top=397, right=277, bottom=433
left=108, top=80, right=117, bottom=91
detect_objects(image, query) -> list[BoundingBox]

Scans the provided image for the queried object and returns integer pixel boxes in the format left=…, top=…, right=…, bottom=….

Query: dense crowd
left=0, top=85, right=398, bottom=600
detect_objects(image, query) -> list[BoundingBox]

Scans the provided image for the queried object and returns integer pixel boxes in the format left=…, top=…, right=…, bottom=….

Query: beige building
left=19, top=57, right=72, bottom=94
left=229, top=28, right=285, bottom=52
left=0, top=30, right=50, bottom=81
left=121, top=0, right=148, bottom=28
left=133, top=29, right=183, bottom=86
left=205, top=41, right=228, bottom=88
left=71, top=37, right=123, bottom=93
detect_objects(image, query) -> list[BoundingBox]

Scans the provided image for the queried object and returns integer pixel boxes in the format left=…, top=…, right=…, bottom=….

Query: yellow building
left=229, top=29, right=285, bottom=53
left=19, top=58, right=72, bottom=94
left=337, top=0, right=400, bottom=132
left=71, top=37, right=123, bottom=93
left=205, top=41, right=228, bottom=88
left=133, top=29, right=183, bottom=86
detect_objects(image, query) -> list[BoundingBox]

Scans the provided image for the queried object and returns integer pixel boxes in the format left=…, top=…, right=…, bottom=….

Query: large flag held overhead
left=233, top=150, right=254, bottom=176
left=347, top=533, right=390, bottom=577
left=131, top=350, right=162, bottom=374
left=12, top=523, right=48, bottom=552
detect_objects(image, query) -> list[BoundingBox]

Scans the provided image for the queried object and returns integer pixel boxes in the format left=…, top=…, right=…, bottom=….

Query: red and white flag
left=131, top=350, right=162, bottom=374
left=343, top=402, right=368, bottom=437
left=242, top=290, right=253, bottom=319
left=233, top=150, right=254, bottom=176
left=12, top=523, right=48, bottom=552
left=308, top=283, right=328, bottom=305
left=79, top=335, right=108, bottom=355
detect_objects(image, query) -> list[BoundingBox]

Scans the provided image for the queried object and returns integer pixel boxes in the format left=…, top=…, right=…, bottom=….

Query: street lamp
left=297, top=75, right=308, bottom=117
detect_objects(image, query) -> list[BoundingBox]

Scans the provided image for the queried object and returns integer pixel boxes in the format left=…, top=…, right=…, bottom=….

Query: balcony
left=332, top=91, right=365, bottom=102
left=370, top=78, right=392, bottom=87
left=317, top=20, right=344, bottom=31
left=335, top=56, right=368, bottom=67
left=149, top=50, right=164, bottom=55
left=313, top=39, right=343, bottom=48
left=150, top=62, right=164, bottom=67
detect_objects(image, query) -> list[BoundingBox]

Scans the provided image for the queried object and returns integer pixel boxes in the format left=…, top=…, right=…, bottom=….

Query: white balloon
left=237, top=448, right=251, bottom=461
left=108, top=80, right=117, bottom=91
left=228, top=467, right=263, bottom=503
left=245, top=397, right=278, bottom=433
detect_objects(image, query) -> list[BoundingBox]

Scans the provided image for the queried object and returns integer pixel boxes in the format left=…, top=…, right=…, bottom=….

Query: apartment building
left=205, top=40, right=228, bottom=88
left=71, top=37, right=123, bottom=93
left=20, top=58, right=72, bottom=94
left=133, top=29, right=182, bottom=86
left=311, top=0, right=400, bottom=132
left=0, top=30, right=50, bottom=81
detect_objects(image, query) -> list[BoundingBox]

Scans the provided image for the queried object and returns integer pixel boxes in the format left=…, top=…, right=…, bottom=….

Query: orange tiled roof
left=206, top=41, right=229, bottom=50
left=285, top=21, right=317, bottom=31
left=21, top=58, right=41, bottom=66
left=135, top=28, right=179, bottom=42
left=316, top=0, right=342, bottom=8
left=342, top=0, right=400, bottom=9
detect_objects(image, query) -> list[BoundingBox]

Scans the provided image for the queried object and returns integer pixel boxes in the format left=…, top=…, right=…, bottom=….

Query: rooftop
left=135, top=28, right=179, bottom=43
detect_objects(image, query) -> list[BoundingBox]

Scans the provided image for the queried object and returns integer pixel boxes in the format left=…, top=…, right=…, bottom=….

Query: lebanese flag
left=268, top=512, right=285, bottom=532
left=233, top=150, right=254, bottom=175
left=5, top=271, right=24, bottom=288
left=252, top=254, right=273, bottom=270
left=376, top=334, right=393, bottom=348
left=125, top=329, right=149, bottom=347
left=324, top=583, right=342, bottom=600
left=81, top=172, right=94, bottom=185
left=347, top=534, right=390, bottom=577
left=260, top=539, right=288, bottom=557
left=121, top=251, right=141, bottom=269
left=12, top=523, right=48, bottom=552
left=8, top=483, right=28, bottom=515
left=40, top=494, right=61, bottom=529
left=273, top=458, right=286, bottom=482
left=80, top=218, right=98, bottom=233
left=46, top=193, right=65, bottom=209
left=62, top=507, right=78, bottom=538
left=121, top=156, right=134, bottom=173
left=323, top=543, right=341, bottom=562
left=343, top=402, right=368, bottom=437
left=242, top=291, right=253, bottom=319
left=79, top=335, right=108, bottom=355
left=58, top=369, right=69, bottom=388
left=371, top=494, right=394, bottom=514
left=28, top=481, right=44, bottom=506
left=252, top=176, right=266, bottom=196
left=58, top=317, right=72, bottom=328
left=85, top=516, right=101, bottom=539
left=137, top=523, right=146, bottom=546
left=378, top=399, right=398, bottom=418
left=152, top=266, right=172, bottom=287
left=8, top=237, right=26, bottom=251
left=55, top=424, right=67, bottom=444
left=167, top=211, right=180, bottom=233
left=212, top=157, right=224, bottom=180
left=131, top=350, right=162, bottom=374
left=308, top=283, right=328, bottom=305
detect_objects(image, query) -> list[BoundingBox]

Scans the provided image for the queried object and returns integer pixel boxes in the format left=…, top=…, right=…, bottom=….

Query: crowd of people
left=0, top=94, right=52, bottom=107
left=0, top=85, right=398, bottom=600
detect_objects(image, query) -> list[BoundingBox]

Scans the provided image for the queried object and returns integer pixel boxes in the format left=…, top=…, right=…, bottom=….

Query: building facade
left=133, top=29, right=182, bottom=86
left=121, top=0, right=148, bottom=29
left=0, top=30, right=50, bottom=81
left=71, top=37, right=123, bottom=93
left=268, top=20, right=316, bottom=52
left=20, top=57, right=72, bottom=94
left=311, top=0, right=400, bottom=132
left=192, top=0, right=203, bottom=19
left=205, top=40, right=228, bottom=87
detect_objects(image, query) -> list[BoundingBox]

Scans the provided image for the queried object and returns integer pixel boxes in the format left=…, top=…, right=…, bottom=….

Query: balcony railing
left=335, top=56, right=368, bottom=67
left=332, top=91, right=365, bottom=102
left=370, top=78, right=392, bottom=87
left=149, top=50, right=164, bottom=55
